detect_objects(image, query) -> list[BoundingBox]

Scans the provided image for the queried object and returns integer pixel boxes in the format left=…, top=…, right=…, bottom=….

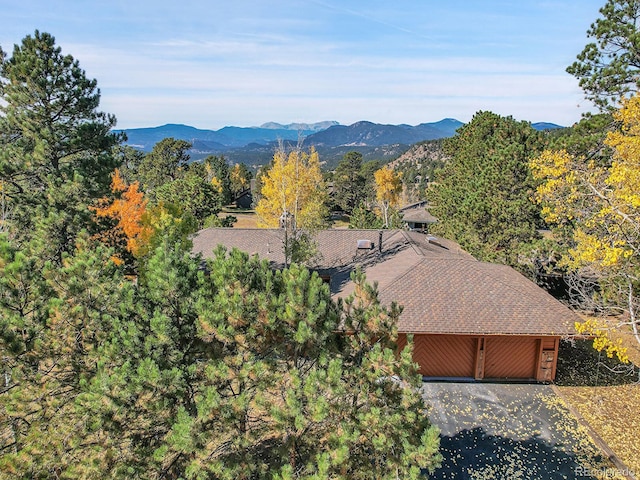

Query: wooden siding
left=397, top=334, right=560, bottom=382
left=400, top=334, right=476, bottom=377
left=397, top=334, right=408, bottom=351
left=484, top=336, right=538, bottom=379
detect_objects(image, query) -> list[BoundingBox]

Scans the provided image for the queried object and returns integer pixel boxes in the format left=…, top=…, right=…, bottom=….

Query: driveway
left=421, top=382, right=621, bottom=480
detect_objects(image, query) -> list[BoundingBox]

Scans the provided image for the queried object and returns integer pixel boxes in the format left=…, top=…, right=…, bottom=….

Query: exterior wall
left=484, top=336, right=538, bottom=379
left=397, top=333, right=561, bottom=382
left=414, top=335, right=476, bottom=377
left=235, top=190, right=253, bottom=209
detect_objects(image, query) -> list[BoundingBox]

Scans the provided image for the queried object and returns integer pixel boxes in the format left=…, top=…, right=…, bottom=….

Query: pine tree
left=154, top=169, right=223, bottom=228
left=0, top=237, right=135, bottom=477
left=567, top=0, right=640, bottom=111
left=349, top=202, right=383, bottom=229
left=333, top=151, right=366, bottom=214
left=0, top=31, right=121, bottom=263
left=429, top=111, right=543, bottom=266
left=72, top=243, right=442, bottom=479
left=0, top=31, right=125, bottom=477
left=137, top=137, right=191, bottom=191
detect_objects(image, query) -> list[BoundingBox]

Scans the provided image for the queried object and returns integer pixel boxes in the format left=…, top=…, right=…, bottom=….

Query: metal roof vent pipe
left=378, top=230, right=383, bottom=253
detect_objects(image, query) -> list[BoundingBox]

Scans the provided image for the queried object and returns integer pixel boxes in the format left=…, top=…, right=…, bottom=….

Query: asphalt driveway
left=421, top=382, right=621, bottom=480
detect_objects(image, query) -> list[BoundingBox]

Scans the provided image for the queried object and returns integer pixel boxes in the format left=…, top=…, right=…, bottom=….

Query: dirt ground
left=228, top=212, right=259, bottom=228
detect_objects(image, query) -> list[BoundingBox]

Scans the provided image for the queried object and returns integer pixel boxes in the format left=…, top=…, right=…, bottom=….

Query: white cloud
left=3, top=0, right=601, bottom=129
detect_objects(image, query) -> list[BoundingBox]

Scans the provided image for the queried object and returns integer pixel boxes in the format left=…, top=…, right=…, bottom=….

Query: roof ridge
left=399, top=200, right=429, bottom=210
left=398, top=230, right=427, bottom=257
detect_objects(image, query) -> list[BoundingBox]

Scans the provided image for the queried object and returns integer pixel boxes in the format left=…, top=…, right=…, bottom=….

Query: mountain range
left=116, top=119, right=562, bottom=167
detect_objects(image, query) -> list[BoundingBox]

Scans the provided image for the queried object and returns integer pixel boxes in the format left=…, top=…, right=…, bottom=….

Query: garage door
left=411, top=335, right=477, bottom=377
left=484, top=336, right=538, bottom=379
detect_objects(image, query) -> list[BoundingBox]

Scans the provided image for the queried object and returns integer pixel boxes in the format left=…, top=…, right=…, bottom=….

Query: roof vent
left=357, top=239, right=374, bottom=250
left=426, top=235, right=446, bottom=249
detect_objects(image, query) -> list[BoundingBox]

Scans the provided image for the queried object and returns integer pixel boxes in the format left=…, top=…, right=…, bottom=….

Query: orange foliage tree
left=92, top=169, right=152, bottom=262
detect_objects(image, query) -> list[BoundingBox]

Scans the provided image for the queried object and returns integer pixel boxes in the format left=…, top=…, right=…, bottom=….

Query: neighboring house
left=399, top=201, right=437, bottom=232
left=234, top=188, right=253, bottom=209
left=192, top=228, right=578, bottom=382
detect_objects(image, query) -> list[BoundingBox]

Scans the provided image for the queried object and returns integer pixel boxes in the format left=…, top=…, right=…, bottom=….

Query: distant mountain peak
left=531, top=122, right=564, bottom=131
left=258, top=121, right=340, bottom=131
left=116, top=117, right=562, bottom=167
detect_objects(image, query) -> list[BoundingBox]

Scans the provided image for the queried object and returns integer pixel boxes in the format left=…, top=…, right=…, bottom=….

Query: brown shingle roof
left=192, top=228, right=578, bottom=336
left=399, top=203, right=438, bottom=224
left=378, top=259, right=577, bottom=335
left=193, top=228, right=288, bottom=265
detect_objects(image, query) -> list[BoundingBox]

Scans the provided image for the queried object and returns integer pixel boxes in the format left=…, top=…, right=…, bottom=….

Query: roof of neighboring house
left=399, top=200, right=429, bottom=211
left=399, top=201, right=438, bottom=224
left=192, top=228, right=578, bottom=336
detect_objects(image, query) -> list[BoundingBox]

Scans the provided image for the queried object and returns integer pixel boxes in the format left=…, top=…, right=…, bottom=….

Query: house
left=399, top=201, right=437, bottom=232
left=192, top=228, right=578, bottom=382
left=233, top=187, right=253, bottom=209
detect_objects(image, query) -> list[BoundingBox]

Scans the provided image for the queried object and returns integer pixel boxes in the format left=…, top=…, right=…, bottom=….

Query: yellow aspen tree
left=530, top=93, right=640, bottom=350
left=374, top=165, right=402, bottom=228
left=255, top=146, right=328, bottom=265
left=230, top=163, right=250, bottom=195
left=255, top=146, right=327, bottom=230
left=210, top=176, right=223, bottom=195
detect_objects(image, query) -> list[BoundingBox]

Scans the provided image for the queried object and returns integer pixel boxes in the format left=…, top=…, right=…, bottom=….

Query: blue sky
left=1, top=0, right=605, bottom=129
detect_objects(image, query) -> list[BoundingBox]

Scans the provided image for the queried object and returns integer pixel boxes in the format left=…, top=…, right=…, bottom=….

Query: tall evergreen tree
left=137, top=137, right=191, bottom=191
left=360, top=159, right=383, bottom=207
left=154, top=169, right=223, bottom=228
left=204, top=155, right=233, bottom=205
left=0, top=31, right=121, bottom=263
left=0, top=237, right=135, bottom=477
left=113, top=144, right=146, bottom=184
left=88, top=244, right=442, bottom=479
left=348, top=202, right=383, bottom=229
left=0, top=31, right=125, bottom=477
left=428, top=111, right=543, bottom=266
left=333, top=151, right=365, bottom=214
left=567, top=0, right=640, bottom=111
